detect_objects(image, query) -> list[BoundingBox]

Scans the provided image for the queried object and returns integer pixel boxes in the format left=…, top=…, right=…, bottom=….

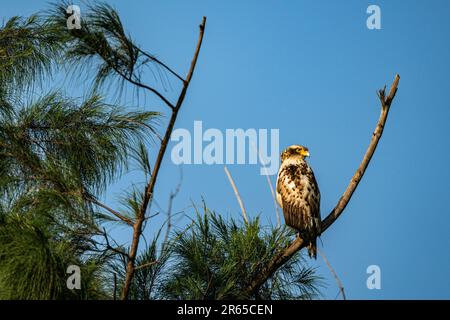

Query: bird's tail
left=307, top=239, right=317, bottom=259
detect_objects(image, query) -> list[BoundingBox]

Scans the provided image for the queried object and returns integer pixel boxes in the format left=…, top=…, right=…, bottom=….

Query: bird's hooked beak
left=300, top=149, right=310, bottom=157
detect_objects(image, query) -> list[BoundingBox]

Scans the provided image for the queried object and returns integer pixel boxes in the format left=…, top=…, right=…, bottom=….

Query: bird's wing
left=305, top=167, right=321, bottom=234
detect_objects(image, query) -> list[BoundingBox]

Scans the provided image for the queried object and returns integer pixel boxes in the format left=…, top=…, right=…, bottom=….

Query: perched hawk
left=276, top=145, right=321, bottom=258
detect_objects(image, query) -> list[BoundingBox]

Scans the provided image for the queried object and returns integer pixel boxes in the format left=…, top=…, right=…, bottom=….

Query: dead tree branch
left=162, top=168, right=183, bottom=252
left=318, top=248, right=346, bottom=300
left=87, top=196, right=134, bottom=226
left=134, top=260, right=159, bottom=271
left=252, top=142, right=281, bottom=227
left=224, top=165, right=248, bottom=223
left=243, top=74, right=400, bottom=297
left=113, top=273, right=117, bottom=300
left=121, top=17, right=206, bottom=300
left=136, top=47, right=185, bottom=82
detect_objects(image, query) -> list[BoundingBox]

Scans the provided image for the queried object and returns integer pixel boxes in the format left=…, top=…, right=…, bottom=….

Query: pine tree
left=0, top=1, right=323, bottom=300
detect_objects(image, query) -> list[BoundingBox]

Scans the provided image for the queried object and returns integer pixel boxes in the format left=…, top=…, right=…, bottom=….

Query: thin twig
left=136, top=47, right=184, bottom=82
left=83, top=34, right=176, bottom=110
left=111, top=65, right=175, bottom=110
left=317, top=248, right=346, bottom=300
left=134, top=260, right=159, bottom=271
left=113, top=273, right=117, bottom=300
left=162, top=168, right=183, bottom=252
left=250, top=141, right=281, bottom=227
left=87, top=196, right=134, bottom=226
left=101, top=228, right=130, bottom=258
left=266, top=175, right=281, bottom=228
left=223, top=165, right=248, bottom=223
left=242, top=74, right=400, bottom=297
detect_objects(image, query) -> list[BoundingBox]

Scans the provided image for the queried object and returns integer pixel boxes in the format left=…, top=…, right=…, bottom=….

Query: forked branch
left=243, top=74, right=400, bottom=297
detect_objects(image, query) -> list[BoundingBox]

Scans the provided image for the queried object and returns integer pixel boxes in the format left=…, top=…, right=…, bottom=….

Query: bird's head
left=281, top=145, right=310, bottom=161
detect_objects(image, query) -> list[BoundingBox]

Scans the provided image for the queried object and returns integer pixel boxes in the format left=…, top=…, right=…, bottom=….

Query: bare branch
left=121, top=17, right=207, bottom=300
left=136, top=47, right=184, bottom=82
left=162, top=168, right=183, bottom=251
left=113, top=273, right=117, bottom=300
left=134, top=260, right=159, bottom=271
left=111, top=64, right=175, bottom=110
left=265, top=174, right=281, bottom=228
left=251, top=142, right=281, bottom=227
left=321, top=74, right=400, bottom=231
left=318, top=248, right=346, bottom=300
left=243, top=74, right=400, bottom=297
left=87, top=196, right=134, bottom=226
left=224, top=165, right=248, bottom=223
left=101, top=228, right=130, bottom=258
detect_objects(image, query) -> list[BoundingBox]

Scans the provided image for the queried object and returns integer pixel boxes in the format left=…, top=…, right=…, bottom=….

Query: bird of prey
left=276, top=145, right=321, bottom=258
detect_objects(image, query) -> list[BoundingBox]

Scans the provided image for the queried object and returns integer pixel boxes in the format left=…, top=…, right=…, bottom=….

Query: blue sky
left=3, top=0, right=450, bottom=299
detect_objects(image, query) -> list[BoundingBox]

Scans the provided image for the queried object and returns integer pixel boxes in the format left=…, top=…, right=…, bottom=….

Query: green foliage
left=0, top=213, right=108, bottom=299
left=161, top=206, right=323, bottom=300
left=1, top=92, right=159, bottom=194
left=0, top=89, right=160, bottom=299
left=109, top=228, right=171, bottom=300
left=47, top=1, right=169, bottom=99
left=0, top=14, right=63, bottom=93
left=0, top=1, right=324, bottom=300
left=0, top=3, right=162, bottom=298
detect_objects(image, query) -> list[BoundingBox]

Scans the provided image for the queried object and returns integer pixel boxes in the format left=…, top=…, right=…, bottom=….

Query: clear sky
left=3, top=0, right=450, bottom=299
